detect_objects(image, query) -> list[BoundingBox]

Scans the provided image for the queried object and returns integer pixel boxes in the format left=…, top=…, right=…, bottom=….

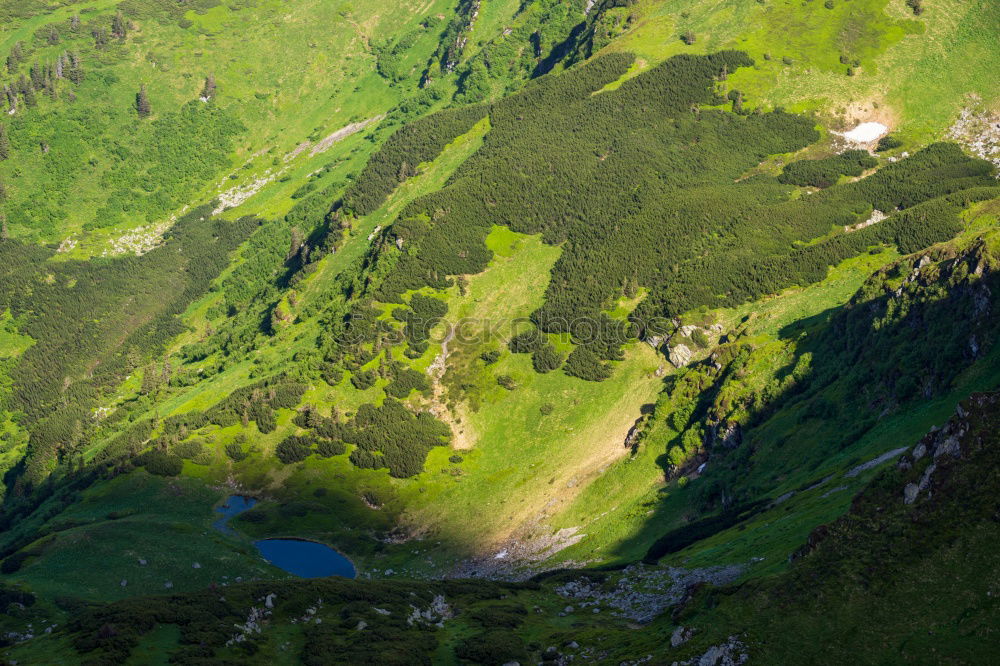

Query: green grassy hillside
left=0, top=0, right=999, bottom=663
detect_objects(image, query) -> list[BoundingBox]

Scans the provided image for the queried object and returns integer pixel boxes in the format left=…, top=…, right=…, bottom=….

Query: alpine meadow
left=0, top=0, right=999, bottom=663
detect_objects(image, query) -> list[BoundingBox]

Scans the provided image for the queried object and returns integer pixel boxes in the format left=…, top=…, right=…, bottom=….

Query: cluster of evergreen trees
left=272, top=397, right=450, bottom=478
left=651, top=233, right=1000, bottom=519
left=0, top=206, right=258, bottom=490
left=2, top=39, right=84, bottom=116
left=777, top=149, right=878, bottom=188
left=339, top=51, right=995, bottom=381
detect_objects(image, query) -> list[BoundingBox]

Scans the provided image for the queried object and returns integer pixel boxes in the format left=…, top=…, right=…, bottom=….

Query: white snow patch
left=834, top=122, right=888, bottom=144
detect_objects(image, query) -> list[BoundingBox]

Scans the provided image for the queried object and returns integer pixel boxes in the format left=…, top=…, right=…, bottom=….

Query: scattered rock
left=668, top=344, right=693, bottom=368
left=674, top=635, right=748, bottom=665
left=670, top=625, right=693, bottom=648
left=946, top=104, right=1000, bottom=174
left=555, top=562, right=744, bottom=624
left=407, top=595, right=453, bottom=627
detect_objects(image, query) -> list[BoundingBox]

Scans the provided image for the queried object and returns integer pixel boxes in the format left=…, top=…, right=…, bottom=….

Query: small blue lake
left=213, top=495, right=356, bottom=579
left=253, top=538, right=357, bottom=579
left=212, top=495, right=258, bottom=535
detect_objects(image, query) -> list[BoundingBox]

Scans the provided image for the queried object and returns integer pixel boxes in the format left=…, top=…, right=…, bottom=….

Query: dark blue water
left=212, top=495, right=258, bottom=536
left=212, top=495, right=356, bottom=579
left=253, top=538, right=357, bottom=579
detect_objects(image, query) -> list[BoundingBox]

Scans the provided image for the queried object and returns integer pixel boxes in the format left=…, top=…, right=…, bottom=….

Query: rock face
left=713, top=422, right=742, bottom=449
left=674, top=636, right=749, bottom=666
left=554, top=563, right=743, bottom=624
left=671, top=626, right=693, bottom=647
left=644, top=334, right=666, bottom=350
left=898, top=411, right=965, bottom=505
left=668, top=344, right=693, bottom=368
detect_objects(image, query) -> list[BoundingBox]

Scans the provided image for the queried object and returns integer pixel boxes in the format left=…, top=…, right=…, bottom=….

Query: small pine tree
left=681, top=31, right=696, bottom=45
left=0, top=124, right=9, bottom=160
left=111, top=12, right=128, bottom=39
left=287, top=226, right=304, bottom=260
left=67, top=52, right=84, bottom=85
left=135, top=84, right=151, bottom=117
left=1, top=213, right=9, bottom=240
left=8, top=42, right=23, bottom=72
left=30, top=62, right=44, bottom=90
left=22, top=86, right=36, bottom=108
left=200, top=73, right=216, bottom=100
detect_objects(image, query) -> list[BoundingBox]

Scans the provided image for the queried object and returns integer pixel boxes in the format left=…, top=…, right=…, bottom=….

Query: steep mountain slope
left=4, top=367, right=998, bottom=663
left=1, top=0, right=999, bottom=663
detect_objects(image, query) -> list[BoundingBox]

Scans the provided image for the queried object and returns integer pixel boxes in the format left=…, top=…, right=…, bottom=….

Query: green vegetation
left=353, top=50, right=995, bottom=378
left=0, top=1, right=998, bottom=664
left=778, top=149, right=878, bottom=188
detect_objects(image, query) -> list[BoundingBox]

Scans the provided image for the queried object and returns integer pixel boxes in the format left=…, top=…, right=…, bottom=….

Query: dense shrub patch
left=778, top=150, right=878, bottom=188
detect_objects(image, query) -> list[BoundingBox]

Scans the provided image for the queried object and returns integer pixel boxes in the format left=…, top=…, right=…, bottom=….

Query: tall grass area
left=602, top=0, right=999, bottom=142
left=0, top=0, right=460, bottom=245
left=547, top=205, right=1000, bottom=572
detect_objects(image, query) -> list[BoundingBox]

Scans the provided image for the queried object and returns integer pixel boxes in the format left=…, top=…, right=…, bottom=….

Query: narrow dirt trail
left=426, top=325, right=475, bottom=449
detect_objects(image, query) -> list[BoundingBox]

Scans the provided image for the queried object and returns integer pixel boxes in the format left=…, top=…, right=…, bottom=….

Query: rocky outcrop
left=897, top=402, right=967, bottom=504
left=554, top=562, right=743, bottom=624
left=668, top=343, right=693, bottom=368
left=672, top=636, right=748, bottom=666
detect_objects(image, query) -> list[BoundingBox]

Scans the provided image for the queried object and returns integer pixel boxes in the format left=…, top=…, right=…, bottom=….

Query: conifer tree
left=135, top=84, right=151, bottom=117
left=111, top=12, right=128, bottom=39
left=0, top=123, right=9, bottom=160
left=67, top=52, right=83, bottom=85
left=7, top=42, right=23, bottom=73
left=93, top=27, right=109, bottom=49
left=22, top=85, right=36, bottom=108
left=140, top=363, right=160, bottom=396
left=0, top=213, right=8, bottom=240
left=30, top=62, right=44, bottom=89
left=200, top=73, right=216, bottom=100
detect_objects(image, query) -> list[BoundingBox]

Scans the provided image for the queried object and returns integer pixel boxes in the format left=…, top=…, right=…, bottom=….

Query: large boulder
left=668, top=344, right=693, bottom=368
